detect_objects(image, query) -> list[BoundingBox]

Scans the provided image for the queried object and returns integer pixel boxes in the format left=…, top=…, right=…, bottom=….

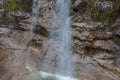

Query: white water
left=43, top=0, right=74, bottom=77
left=28, top=71, right=79, bottom=80
left=26, top=0, right=75, bottom=79
left=31, top=0, right=41, bottom=31
left=3, top=0, right=42, bottom=79
left=56, top=0, right=73, bottom=76
left=55, top=0, right=73, bottom=76
left=25, top=0, right=42, bottom=69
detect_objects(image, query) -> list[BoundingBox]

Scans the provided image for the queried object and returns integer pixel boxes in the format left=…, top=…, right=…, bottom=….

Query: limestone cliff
left=0, top=0, right=120, bottom=80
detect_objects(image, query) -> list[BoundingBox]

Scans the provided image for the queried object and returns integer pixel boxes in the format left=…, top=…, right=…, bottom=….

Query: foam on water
left=39, top=71, right=79, bottom=80
left=43, top=0, right=74, bottom=76
left=28, top=71, right=79, bottom=80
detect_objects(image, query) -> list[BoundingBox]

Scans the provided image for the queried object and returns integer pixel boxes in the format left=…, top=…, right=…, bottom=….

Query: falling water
left=31, top=0, right=41, bottom=32
left=43, top=0, right=73, bottom=77
left=42, top=0, right=73, bottom=77
left=27, top=0, right=78, bottom=80
left=25, top=0, right=41, bottom=69
left=8, top=0, right=41, bottom=50
left=55, top=0, right=73, bottom=76
left=2, top=0, right=42, bottom=79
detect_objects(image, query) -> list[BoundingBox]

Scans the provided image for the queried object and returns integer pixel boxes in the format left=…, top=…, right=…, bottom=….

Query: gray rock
left=93, top=40, right=119, bottom=51
left=112, top=18, right=120, bottom=36
left=94, top=1, right=114, bottom=10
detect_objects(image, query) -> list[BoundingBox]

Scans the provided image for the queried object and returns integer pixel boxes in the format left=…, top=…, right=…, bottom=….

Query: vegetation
left=91, top=0, right=120, bottom=25
left=35, top=25, right=49, bottom=37
left=2, top=0, right=32, bottom=25
left=112, top=35, right=120, bottom=42
left=3, top=0, right=18, bottom=13
left=3, top=0, right=32, bottom=13
left=2, top=0, right=17, bottom=24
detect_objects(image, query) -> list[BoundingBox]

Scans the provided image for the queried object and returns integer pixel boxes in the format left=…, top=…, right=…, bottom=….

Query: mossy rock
left=34, top=25, right=49, bottom=37
left=3, top=0, right=18, bottom=13
left=91, top=0, right=120, bottom=25
left=91, top=7, right=110, bottom=22
left=112, top=35, right=120, bottom=42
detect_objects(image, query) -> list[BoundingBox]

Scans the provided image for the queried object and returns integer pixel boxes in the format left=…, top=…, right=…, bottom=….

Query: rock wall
left=0, top=0, right=120, bottom=80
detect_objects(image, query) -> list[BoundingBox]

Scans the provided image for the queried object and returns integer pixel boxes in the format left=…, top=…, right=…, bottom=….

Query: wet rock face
left=0, top=0, right=120, bottom=80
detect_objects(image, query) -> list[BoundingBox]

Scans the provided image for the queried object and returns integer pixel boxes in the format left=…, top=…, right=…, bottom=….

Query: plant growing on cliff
left=91, top=0, right=120, bottom=25
left=2, top=0, right=18, bottom=24
left=3, top=0, right=19, bottom=13
left=91, top=8, right=101, bottom=21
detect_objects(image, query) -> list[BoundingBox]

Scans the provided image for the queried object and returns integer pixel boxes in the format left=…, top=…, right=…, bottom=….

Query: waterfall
left=43, top=0, right=74, bottom=76
left=31, top=0, right=41, bottom=32
left=25, top=0, right=41, bottom=70
left=26, top=0, right=79, bottom=80
left=43, top=0, right=73, bottom=76
left=26, top=0, right=41, bottom=44
left=8, top=0, right=41, bottom=50
left=55, top=0, right=73, bottom=76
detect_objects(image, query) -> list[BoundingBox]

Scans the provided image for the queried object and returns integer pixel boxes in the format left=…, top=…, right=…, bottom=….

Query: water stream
left=17, top=0, right=76, bottom=79
left=55, top=0, right=73, bottom=76
left=25, top=0, right=41, bottom=68
left=42, top=0, right=74, bottom=77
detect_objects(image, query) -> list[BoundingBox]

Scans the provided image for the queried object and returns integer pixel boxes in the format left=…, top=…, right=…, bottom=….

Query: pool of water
left=27, top=71, right=79, bottom=80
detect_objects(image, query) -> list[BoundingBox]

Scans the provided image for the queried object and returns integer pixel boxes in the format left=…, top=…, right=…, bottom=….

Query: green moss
left=2, top=0, right=20, bottom=25
left=91, top=8, right=101, bottom=21
left=112, top=35, right=120, bottom=42
left=91, top=7, right=111, bottom=23
left=3, top=0, right=32, bottom=12
left=3, top=0, right=19, bottom=13
left=91, top=0, right=120, bottom=25
left=35, top=25, right=49, bottom=37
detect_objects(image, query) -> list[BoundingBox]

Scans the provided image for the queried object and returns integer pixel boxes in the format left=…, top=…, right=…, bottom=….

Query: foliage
left=91, top=8, right=101, bottom=21
left=35, top=25, right=49, bottom=37
left=2, top=0, right=20, bottom=25
left=91, top=7, right=110, bottom=23
left=112, top=35, right=120, bottom=42
left=3, top=0, right=18, bottom=13
left=91, top=0, right=120, bottom=25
